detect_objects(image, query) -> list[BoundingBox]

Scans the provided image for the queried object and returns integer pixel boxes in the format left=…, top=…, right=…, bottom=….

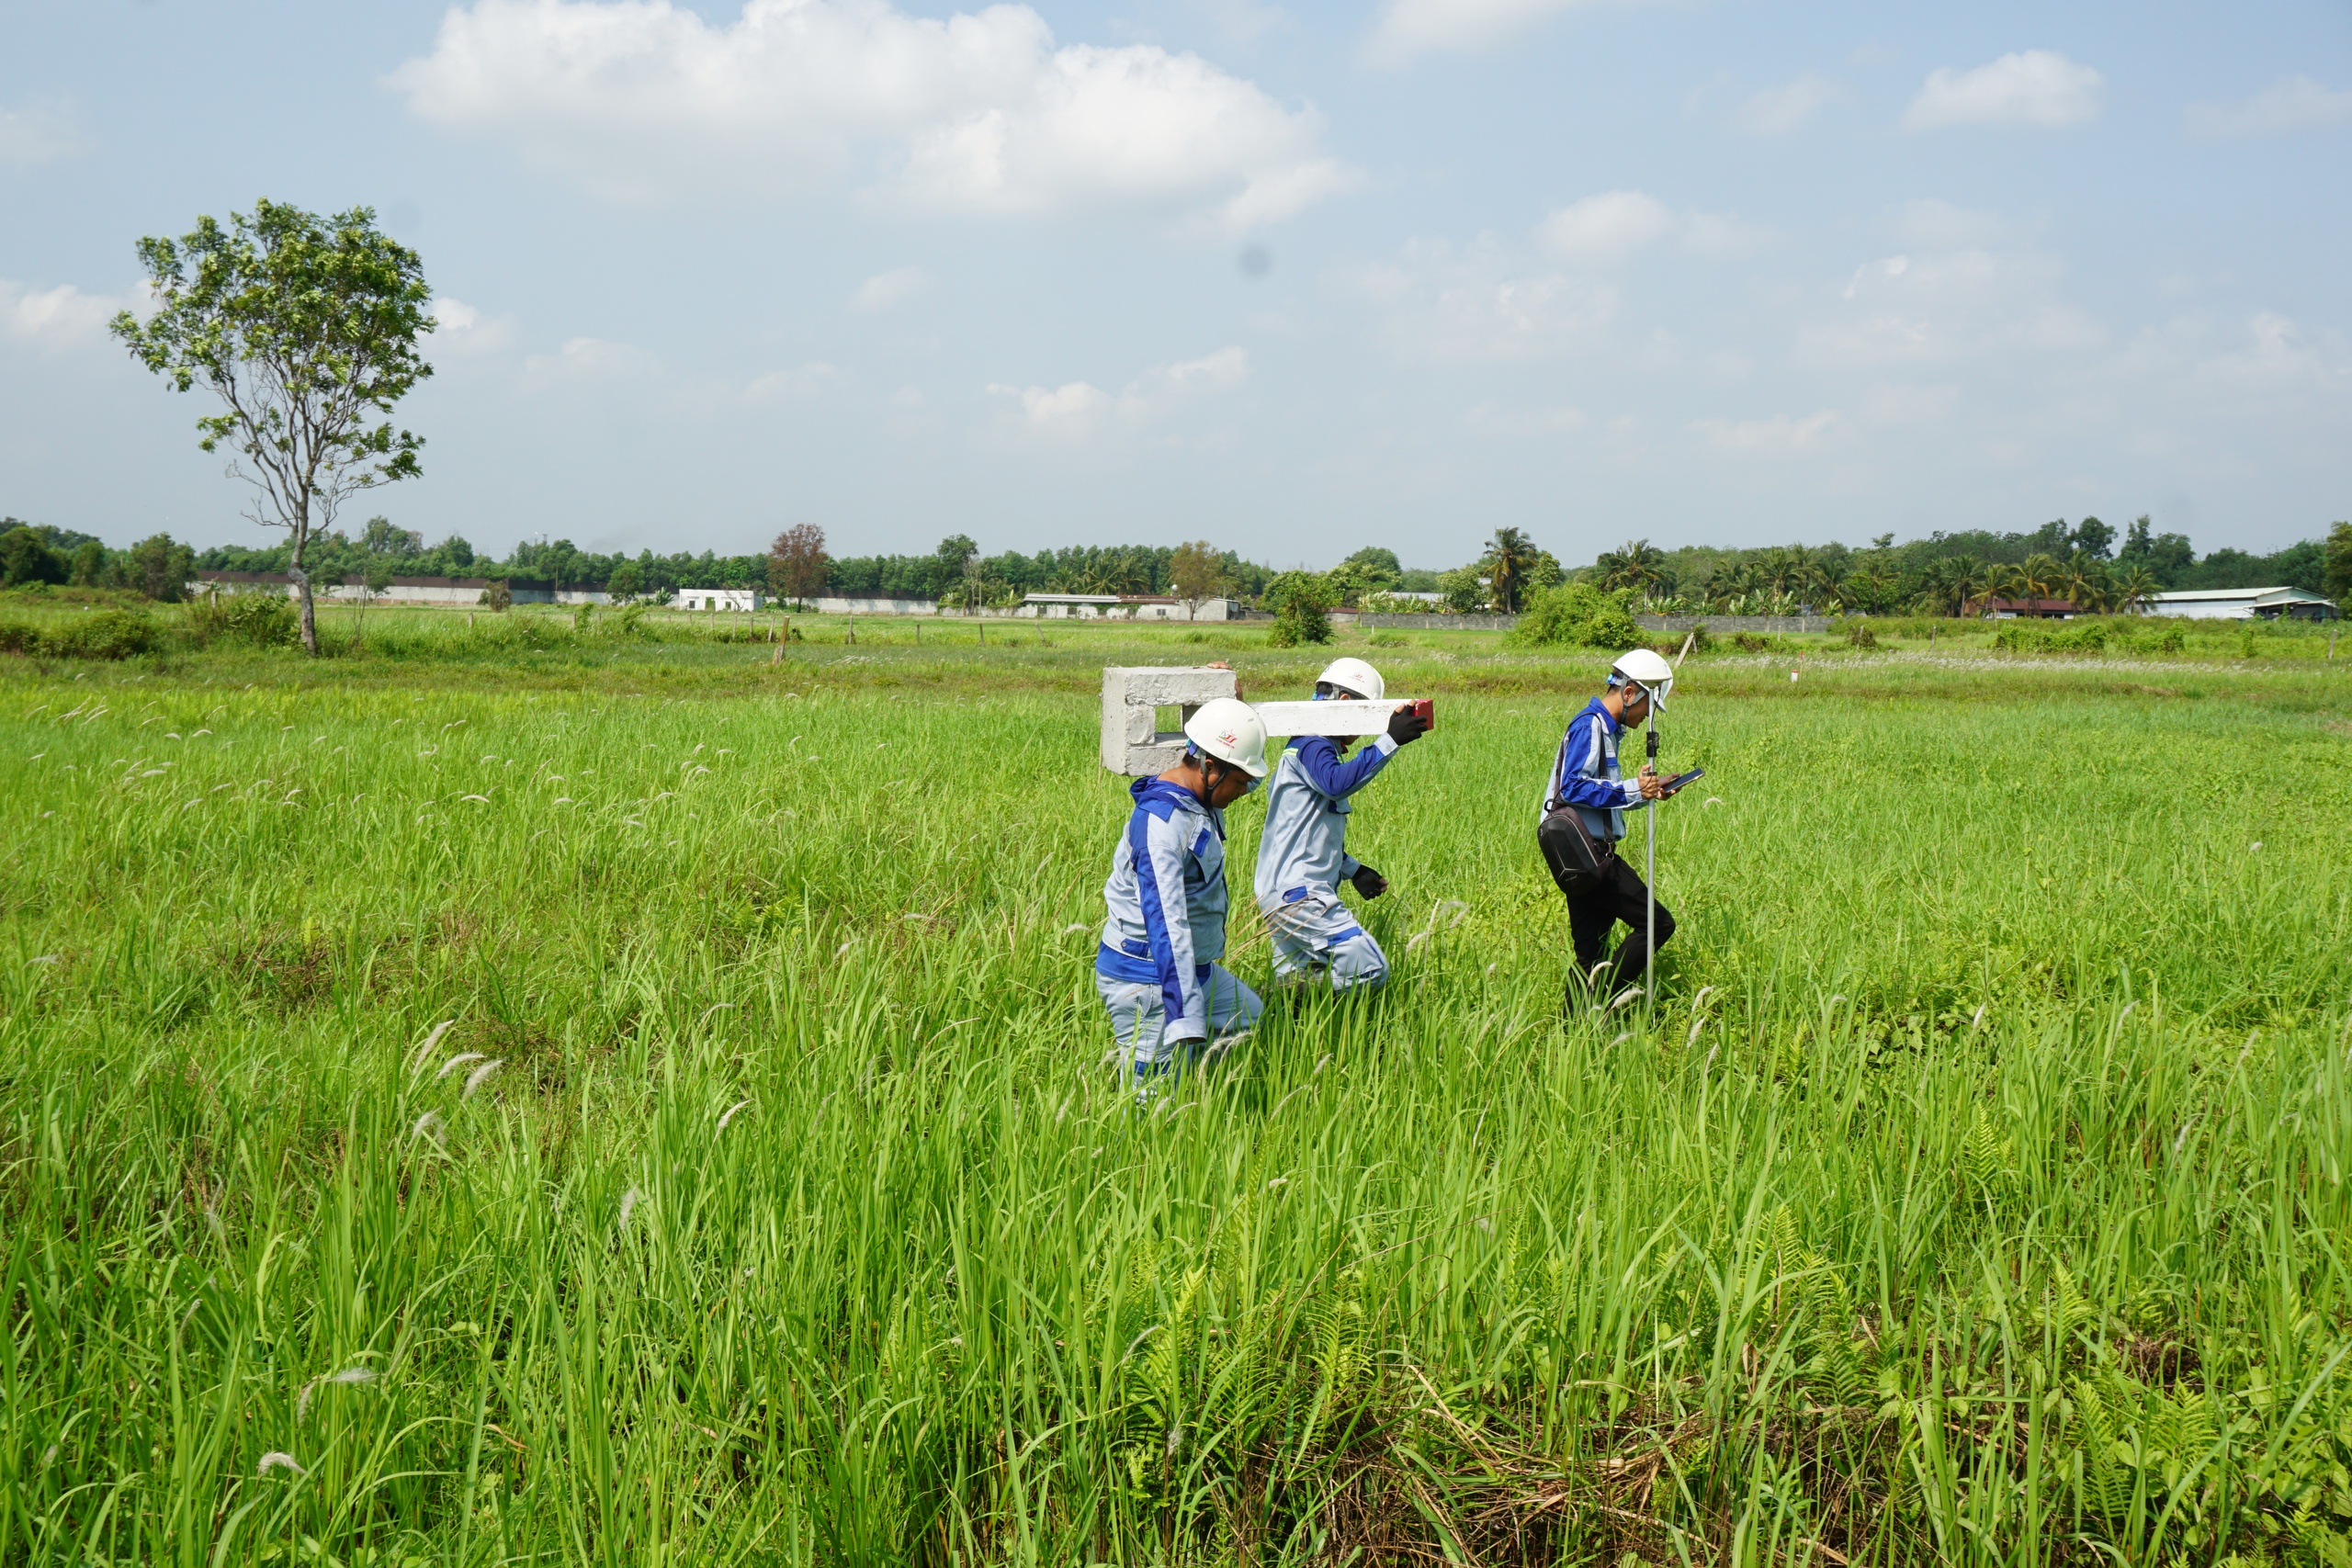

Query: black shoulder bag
left=1537, top=793, right=1615, bottom=897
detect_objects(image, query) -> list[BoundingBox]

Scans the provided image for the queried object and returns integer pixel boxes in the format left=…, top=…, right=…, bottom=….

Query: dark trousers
left=1565, top=853, right=1674, bottom=994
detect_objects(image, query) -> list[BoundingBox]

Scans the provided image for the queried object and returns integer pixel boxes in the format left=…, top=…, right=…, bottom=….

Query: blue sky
left=4, top=0, right=2347, bottom=569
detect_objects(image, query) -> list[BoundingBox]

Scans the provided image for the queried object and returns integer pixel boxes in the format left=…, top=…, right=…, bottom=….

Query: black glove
left=1385, top=705, right=1430, bottom=746
left=1351, top=864, right=1388, bottom=899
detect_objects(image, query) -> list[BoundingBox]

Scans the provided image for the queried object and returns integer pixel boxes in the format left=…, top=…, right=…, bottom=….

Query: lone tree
left=111, top=199, right=434, bottom=655
left=767, top=524, right=830, bottom=609
left=1169, top=539, right=1224, bottom=616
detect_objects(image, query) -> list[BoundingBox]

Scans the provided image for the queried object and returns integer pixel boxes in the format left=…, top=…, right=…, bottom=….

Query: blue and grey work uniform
left=1097, top=777, right=1263, bottom=1077
left=1253, top=731, right=1401, bottom=991
left=1544, top=697, right=1649, bottom=839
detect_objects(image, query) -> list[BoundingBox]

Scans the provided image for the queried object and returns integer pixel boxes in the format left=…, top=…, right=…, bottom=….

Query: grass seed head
left=257, top=1452, right=305, bottom=1477
left=462, top=1059, right=503, bottom=1099
left=435, top=1052, right=486, bottom=1081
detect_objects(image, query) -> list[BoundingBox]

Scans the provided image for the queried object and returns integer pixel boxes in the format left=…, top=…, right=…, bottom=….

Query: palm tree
left=2113, top=564, right=2163, bottom=615
left=1483, top=527, right=1539, bottom=613
left=1928, top=555, right=1988, bottom=617
left=1593, top=538, right=1668, bottom=599
left=2062, top=555, right=2111, bottom=614
left=2019, top=552, right=2065, bottom=608
left=1982, top=561, right=2032, bottom=616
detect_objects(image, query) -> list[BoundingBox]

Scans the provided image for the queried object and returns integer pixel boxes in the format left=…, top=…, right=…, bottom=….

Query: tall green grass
left=2, top=647, right=2348, bottom=1563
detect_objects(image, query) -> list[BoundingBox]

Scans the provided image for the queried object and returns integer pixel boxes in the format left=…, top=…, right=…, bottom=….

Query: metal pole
left=1645, top=702, right=1658, bottom=1000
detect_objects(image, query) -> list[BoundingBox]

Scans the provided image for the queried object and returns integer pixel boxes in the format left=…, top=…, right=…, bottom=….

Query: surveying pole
left=1644, top=703, right=1658, bottom=1003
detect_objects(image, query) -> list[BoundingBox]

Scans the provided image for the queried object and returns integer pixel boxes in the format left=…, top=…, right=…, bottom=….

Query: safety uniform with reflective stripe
left=1097, top=777, right=1231, bottom=1047
left=1544, top=697, right=1648, bottom=841
left=1252, top=731, right=1400, bottom=908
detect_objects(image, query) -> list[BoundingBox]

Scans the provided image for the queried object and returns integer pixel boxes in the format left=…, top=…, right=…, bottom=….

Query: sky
left=3, top=0, right=2348, bottom=570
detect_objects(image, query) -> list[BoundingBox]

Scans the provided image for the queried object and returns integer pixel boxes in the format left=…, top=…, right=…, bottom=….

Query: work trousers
left=1097, top=964, right=1264, bottom=1080
left=1261, top=888, right=1390, bottom=995
left=1563, top=852, right=1675, bottom=997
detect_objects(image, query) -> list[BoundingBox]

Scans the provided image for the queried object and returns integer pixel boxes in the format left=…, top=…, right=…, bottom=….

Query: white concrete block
left=1253, top=700, right=1414, bottom=738
left=1100, top=666, right=1237, bottom=774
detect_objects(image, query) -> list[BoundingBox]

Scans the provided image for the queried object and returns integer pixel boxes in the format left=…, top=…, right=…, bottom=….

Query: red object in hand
left=1412, top=698, right=1435, bottom=730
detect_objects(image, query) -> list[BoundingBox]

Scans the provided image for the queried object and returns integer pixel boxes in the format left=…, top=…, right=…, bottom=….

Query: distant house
left=673, top=588, right=763, bottom=612
left=1962, top=595, right=2076, bottom=619
left=2143, top=587, right=2338, bottom=621
left=1017, top=592, right=1238, bottom=622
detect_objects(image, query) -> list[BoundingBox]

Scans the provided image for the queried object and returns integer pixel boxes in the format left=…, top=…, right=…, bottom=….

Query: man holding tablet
left=1537, top=649, right=1693, bottom=1007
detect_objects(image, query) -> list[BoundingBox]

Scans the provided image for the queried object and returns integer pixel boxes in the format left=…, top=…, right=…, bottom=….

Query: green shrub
left=1732, top=630, right=1781, bottom=654
left=1265, top=571, right=1335, bottom=648
left=0, top=618, right=40, bottom=655
left=1507, top=583, right=1640, bottom=649
left=41, top=610, right=161, bottom=660
left=186, top=591, right=298, bottom=649
left=1840, top=620, right=1879, bottom=649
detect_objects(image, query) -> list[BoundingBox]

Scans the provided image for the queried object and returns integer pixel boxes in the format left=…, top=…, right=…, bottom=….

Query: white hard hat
left=1315, top=657, right=1385, bottom=702
left=1610, top=647, right=1674, bottom=708
left=1184, top=696, right=1271, bottom=778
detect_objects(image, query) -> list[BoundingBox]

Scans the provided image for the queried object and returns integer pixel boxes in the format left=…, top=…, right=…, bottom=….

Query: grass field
left=3, top=615, right=2349, bottom=1565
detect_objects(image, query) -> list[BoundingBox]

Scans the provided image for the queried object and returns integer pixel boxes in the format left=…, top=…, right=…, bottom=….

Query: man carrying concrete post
left=1254, top=658, right=1431, bottom=994
left=1097, top=696, right=1271, bottom=1099
left=1540, top=649, right=1679, bottom=1007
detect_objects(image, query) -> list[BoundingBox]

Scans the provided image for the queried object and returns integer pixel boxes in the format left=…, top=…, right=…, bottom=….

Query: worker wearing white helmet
left=1097, top=695, right=1270, bottom=1094
left=1538, top=649, right=1685, bottom=1003
left=1253, top=657, right=1431, bottom=994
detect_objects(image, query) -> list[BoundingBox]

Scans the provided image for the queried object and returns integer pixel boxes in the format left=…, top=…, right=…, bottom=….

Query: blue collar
left=1133, top=774, right=1227, bottom=838
left=1581, top=696, right=1620, bottom=736
left=1132, top=776, right=1202, bottom=810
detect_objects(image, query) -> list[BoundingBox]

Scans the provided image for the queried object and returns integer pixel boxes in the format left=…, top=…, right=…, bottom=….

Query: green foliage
left=1507, top=581, right=1642, bottom=649
left=0, top=607, right=164, bottom=659
left=0, top=647, right=2347, bottom=1563
left=2, top=525, right=70, bottom=586
left=2327, top=521, right=2352, bottom=606
left=186, top=589, right=299, bottom=649
left=479, top=579, right=513, bottom=612
left=111, top=198, right=435, bottom=653
left=1995, top=619, right=2110, bottom=655
left=1265, top=570, right=1335, bottom=646
left=1436, top=563, right=1489, bottom=614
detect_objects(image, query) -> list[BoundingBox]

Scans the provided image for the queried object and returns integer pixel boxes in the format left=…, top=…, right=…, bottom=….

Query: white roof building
left=2143, top=587, right=2337, bottom=620
left=673, top=588, right=764, bottom=612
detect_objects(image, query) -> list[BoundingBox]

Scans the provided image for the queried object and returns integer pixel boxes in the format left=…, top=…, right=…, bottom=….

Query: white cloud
left=851, top=266, right=929, bottom=311
left=428, top=296, right=520, bottom=355
left=988, top=344, right=1250, bottom=433
left=1536, top=192, right=1673, bottom=263
left=1693, top=410, right=1843, bottom=455
left=1364, top=0, right=1628, bottom=64
left=1809, top=244, right=2102, bottom=368
left=1, top=278, right=139, bottom=346
left=1883, top=198, right=2015, bottom=250
left=519, top=336, right=661, bottom=391
left=1903, top=51, right=2103, bottom=130
left=746, top=361, right=841, bottom=400
left=2186, top=76, right=2352, bottom=138
left=390, top=0, right=1352, bottom=228
left=1734, top=73, right=1838, bottom=135
left=0, top=99, right=89, bottom=167
left=1535, top=191, right=1766, bottom=265
left=1351, top=236, right=1619, bottom=363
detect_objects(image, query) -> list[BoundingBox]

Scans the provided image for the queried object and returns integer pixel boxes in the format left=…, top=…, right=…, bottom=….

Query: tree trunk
left=288, top=563, right=319, bottom=656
